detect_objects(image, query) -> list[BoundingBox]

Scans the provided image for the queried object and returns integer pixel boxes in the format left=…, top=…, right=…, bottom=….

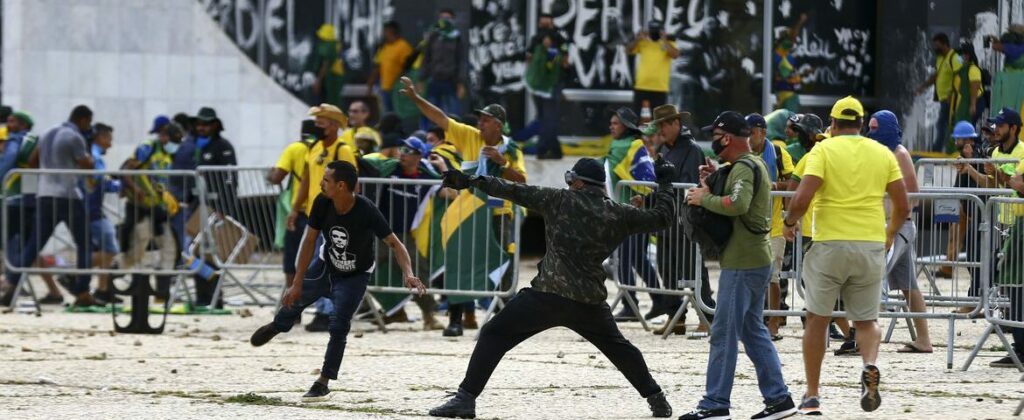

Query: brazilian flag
left=441, top=188, right=510, bottom=305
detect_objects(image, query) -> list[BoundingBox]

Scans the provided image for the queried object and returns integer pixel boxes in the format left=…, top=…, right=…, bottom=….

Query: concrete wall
left=2, top=0, right=310, bottom=167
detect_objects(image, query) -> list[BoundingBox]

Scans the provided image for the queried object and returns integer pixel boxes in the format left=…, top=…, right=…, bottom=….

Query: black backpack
left=681, top=158, right=769, bottom=261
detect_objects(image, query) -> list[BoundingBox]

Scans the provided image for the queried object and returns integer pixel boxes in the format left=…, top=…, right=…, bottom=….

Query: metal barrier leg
left=621, top=291, right=651, bottom=332
left=361, top=292, right=388, bottom=333
left=21, top=275, right=41, bottom=316
left=661, top=299, right=687, bottom=340
left=947, top=318, right=956, bottom=369
left=999, top=330, right=1024, bottom=371
left=883, top=314, right=898, bottom=343
left=690, top=296, right=712, bottom=337
left=1014, top=397, right=1023, bottom=416
left=962, top=323, right=995, bottom=371
left=608, top=289, right=624, bottom=313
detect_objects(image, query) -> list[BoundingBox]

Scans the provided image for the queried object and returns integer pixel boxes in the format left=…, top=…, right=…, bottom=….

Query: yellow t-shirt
left=992, top=141, right=1024, bottom=222
left=445, top=118, right=527, bottom=215
left=339, top=126, right=382, bottom=151
left=631, top=39, right=674, bottom=92
left=303, top=139, right=358, bottom=215
left=375, top=38, right=414, bottom=90
left=801, top=135, right=903, bottom=242
left=935, top=49, right=963, bottom=101
left=275, top=141, right=311, bottom=208
left=791, top=157, right=816, bottom=238
left=763, top=144, right=795, bottom=238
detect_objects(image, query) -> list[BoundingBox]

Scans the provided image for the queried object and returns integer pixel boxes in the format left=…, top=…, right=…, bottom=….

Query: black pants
left=633, top=89, right=668, bottom=114
left=458, top=288, right=662, bottom=398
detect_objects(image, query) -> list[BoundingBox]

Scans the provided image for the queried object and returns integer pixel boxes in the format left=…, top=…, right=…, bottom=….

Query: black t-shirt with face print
left=308, top=194, right=393, bottom=276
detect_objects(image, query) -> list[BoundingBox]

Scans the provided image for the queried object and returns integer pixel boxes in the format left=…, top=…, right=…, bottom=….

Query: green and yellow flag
left=441, top=189, right=510, bottom=305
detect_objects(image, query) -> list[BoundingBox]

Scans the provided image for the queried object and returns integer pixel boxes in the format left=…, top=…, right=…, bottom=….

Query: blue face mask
left=164, top=142, right=180, bottom=155
left=196, top=136, right=211, bottom=149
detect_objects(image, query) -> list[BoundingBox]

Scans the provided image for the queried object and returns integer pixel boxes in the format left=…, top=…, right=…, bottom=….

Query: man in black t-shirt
left=249, top=161, right=426, bottom=401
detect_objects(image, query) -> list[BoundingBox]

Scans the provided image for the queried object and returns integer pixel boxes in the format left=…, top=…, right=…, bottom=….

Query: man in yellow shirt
left=915, top=33, right=962, bottom=152
left=627, top=20, right=679, bottom=113
left=783, top=96, right=909, bottom=415
left=368, top=21, right=414, bottom=113
left=268, top=120, right=316, bottom=299
left=286, top=104, right=357, bottom=332
left=399, top=76, right=527, bottom=336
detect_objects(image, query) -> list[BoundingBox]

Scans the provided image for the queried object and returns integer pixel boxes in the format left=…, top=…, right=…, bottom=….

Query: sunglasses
left=400, top=146, right=420, bottom=155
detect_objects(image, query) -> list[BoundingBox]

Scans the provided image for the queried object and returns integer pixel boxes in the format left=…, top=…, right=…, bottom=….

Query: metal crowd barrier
left=616, top=179, right=1017, bottom=368
left=916, top=158, right=1019, bottom=189
left=360, top=177, right=522, bottom=327
left=2, top=168, right=206, bottom=316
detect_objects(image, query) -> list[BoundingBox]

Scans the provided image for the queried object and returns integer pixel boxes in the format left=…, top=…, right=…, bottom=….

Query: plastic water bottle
left=181, top=254, right=217, bottom=281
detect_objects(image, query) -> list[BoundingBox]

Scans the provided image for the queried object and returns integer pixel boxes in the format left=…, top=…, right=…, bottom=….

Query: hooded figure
left=867, top=110, right=902, bottom=151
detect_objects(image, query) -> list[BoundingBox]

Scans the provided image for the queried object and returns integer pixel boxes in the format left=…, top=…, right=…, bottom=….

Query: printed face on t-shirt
left=327, top=226, right=357, bottom=272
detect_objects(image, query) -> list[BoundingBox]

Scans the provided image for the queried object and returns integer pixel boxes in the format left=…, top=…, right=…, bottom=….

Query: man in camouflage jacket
left=428, top=157, right=678, bottom=419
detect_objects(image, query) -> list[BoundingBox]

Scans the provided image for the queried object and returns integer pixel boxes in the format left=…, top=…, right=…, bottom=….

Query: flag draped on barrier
left=441, top=188, right=509, bottom=305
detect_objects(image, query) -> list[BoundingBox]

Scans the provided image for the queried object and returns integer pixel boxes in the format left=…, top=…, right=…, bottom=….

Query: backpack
left=681, top=158, right=768, bottom=261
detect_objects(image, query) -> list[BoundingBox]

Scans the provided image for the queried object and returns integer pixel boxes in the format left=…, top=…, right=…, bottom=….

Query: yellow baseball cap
left=830, top=96, right=864, bottom=121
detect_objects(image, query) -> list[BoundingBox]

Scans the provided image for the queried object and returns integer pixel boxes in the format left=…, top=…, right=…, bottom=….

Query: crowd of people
left=1, top=8, right=1024, bottom=420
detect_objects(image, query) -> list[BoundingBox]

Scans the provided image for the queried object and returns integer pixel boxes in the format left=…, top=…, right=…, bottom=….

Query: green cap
left=11, top=111, right=33, bottom=128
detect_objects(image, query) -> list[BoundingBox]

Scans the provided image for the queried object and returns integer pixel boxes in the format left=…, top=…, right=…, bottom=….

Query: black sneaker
left=428, top=389, right=476, bottom=418
left=833, top=340, right=859, bottom=356
left=38, top=294, right=65, bottom=305
left=250, top=323, right=280, bottom=347
left=647, top=391, right=672, bottom=417
left=750, top=395, right=796, bottom=419
left=302, top=381, right=330, bottom=402
left=644, top=305, right=669, bottom=321
left=678, top=408, right=730, bottom=420
left=305, top=314, right=330, bottom=332
left=828, top=323, right=845, bottom=340
left=797, top=395, right=821, bottom=416
left=989, top=355, right=1024, bottom=368
left=614, top=306, right=640, bottom=322
left=443, top=323, right=464, bottom=337
left=860, top=365, right=881, bottom=412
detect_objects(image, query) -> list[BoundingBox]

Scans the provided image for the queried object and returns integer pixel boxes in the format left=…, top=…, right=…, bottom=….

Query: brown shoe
left=72, top=293, right=100, bottom=307
left=695, top=323, right=710, bottom=333
left=934, top=267, right=953, bottom=278
left=653, top=323, right=686, bottom=335
left=463, top=310, right=478, bottom=330
left=422, top=312, right=445, bottom=331
left=384, top=308, right=409, bottom=324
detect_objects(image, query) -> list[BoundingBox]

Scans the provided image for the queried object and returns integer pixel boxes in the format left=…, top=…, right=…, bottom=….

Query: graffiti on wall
left=199, top=0, right=393, bottom=103
left=469, top=1, right=528, bottom=95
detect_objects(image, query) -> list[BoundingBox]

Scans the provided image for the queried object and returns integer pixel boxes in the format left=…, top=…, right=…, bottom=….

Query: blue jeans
left=933, top=100, right=951, bottom=152
left=272, top=257, right=369, bottom=380
left=381, top=90, right=394, bottom=113
left=699, top=265, right=789, bottom=410
left=9, top=197, right=92, bottom=293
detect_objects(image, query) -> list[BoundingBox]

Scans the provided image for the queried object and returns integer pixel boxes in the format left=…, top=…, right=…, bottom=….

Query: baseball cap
left=401, top=137, right=430, bottom=155
left=702, top=111, right=752, bottom=137
left=473, top=104, right=507, bottom=125
left=988, top=107, right=1022, bottom=126
left=745, top=113, right=767, bottom=129
left=830, top=96, right=865, bottom=121
left=149, top=115, right=170, bottom=134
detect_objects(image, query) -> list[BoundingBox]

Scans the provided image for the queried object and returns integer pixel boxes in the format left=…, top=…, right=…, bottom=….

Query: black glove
left=442, top=170, right=472, bottom=190
left=654, top=158, right=677, bottom=187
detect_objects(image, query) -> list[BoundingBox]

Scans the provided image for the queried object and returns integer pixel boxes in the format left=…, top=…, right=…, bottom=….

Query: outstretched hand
left=442, top=170, right=472, bottom=190
left=398, top=77, right=418, bottom=99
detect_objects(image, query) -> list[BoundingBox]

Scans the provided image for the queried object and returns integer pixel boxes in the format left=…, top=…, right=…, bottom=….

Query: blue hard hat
left=952, top=121, right=978, bottom=139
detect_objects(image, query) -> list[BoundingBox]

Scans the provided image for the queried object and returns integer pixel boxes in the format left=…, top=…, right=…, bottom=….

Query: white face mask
left=163, top=142, right=180, bottom=155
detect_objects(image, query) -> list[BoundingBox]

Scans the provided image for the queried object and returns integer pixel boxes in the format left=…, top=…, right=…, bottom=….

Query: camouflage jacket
left=471, top=176, right=676, bottom=304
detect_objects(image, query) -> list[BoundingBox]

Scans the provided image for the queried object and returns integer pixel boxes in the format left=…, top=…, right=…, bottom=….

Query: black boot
left=614, top=303, right=639, bottom=322
left=444, top=302, right=464, bottom=337
left=647, top=391, right=672, bottom=418
left=429, top=388, right=476, bottom=418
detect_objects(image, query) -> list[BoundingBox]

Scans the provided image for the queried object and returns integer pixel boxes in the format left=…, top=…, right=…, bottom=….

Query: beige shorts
left=770, top=236, right=787, bottom=284
left=802, top=240, right=885, bottom=321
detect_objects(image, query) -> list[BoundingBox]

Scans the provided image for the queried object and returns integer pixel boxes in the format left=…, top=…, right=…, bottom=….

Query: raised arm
left=398, top=76, right=449, bottom=131
left=469, top=175, right=558, bottom=215
left=621, top=186, right=676, bottom=235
